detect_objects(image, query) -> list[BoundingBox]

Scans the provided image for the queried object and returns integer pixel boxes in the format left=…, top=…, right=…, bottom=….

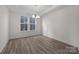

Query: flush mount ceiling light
left=32, top=5, right=40, bottom=19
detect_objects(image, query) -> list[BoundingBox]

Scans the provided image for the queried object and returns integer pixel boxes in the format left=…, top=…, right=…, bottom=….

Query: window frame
left=20, top=16, right=36, bottom=31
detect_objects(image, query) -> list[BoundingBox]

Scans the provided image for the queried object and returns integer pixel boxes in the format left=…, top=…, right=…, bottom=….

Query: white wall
left=9, top=11, right=42, bottom=39
left=0, top=6, right=9, bottom=52
left=42, top=6, right=79, bottom=48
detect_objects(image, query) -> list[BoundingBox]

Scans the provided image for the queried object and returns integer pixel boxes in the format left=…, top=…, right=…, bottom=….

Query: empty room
left=0, top=5, right=79, bottom=54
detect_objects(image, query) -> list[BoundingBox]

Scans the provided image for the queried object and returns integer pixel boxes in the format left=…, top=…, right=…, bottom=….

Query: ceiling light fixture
left=32, top=14, right=40, bottom=19
left=32, top=5, right=40, bottom=19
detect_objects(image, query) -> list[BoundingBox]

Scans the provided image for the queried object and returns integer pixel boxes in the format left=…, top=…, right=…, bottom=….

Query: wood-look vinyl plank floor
left=1, top=35, right=78, bottom=54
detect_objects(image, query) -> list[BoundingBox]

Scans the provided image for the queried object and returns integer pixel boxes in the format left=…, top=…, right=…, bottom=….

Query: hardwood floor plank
left=1, top=35, right=78, bottom=54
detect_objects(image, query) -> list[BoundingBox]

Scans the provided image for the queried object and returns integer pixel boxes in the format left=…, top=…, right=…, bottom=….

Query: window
left=30, top=17, right=35, bottom=30
left=20, top=16, right=35, bottom=31
left=20, top=16, right=28, bottom=31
